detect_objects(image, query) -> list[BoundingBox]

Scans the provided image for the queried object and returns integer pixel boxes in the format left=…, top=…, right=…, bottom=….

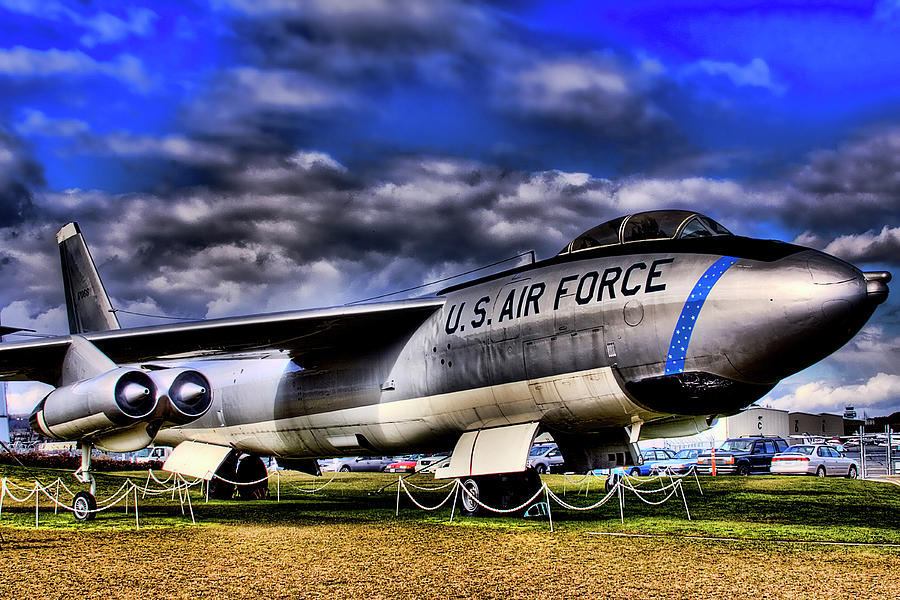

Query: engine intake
left=31, top=368, right=158, bottom=440
left=148, top=368, right=213, bottom=424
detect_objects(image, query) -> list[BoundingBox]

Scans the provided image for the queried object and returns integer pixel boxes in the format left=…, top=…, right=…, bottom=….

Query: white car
left=771, top=444, right=858, bottom=478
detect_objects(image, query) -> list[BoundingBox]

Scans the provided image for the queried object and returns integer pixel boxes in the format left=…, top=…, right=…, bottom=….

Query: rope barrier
left=396, top=469, right=697, bottom=527
left=0, top=473, right=203, bottom=530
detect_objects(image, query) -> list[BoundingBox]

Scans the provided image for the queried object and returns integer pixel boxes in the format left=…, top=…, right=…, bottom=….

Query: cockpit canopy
left=558, top=210, right=732, bottom=256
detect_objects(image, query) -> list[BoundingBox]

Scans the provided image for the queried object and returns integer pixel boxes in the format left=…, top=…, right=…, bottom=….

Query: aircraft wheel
left=847, top=465, right=858, bottom=479
left=460, top=477, right=482, bottom=516
left=72, top=491, right=97, bottom=521
left=816, top=466, right=826, bottom=477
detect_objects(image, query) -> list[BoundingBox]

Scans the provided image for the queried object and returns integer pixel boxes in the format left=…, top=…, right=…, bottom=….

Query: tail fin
left=57, top=223, right=120, bottom=333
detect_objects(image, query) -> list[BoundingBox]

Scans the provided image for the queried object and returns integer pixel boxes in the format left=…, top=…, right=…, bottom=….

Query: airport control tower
left=0, top=380, right=8, bottom=444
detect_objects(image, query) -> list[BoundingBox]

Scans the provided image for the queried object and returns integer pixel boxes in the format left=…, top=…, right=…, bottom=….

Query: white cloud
left=823, top=226, right=900, bottom=263
left=15, top=109, right=89, bottom=137
left=5, top=381, right=53, bottom=416
left=0, top=1, right=157, bottom=47
left=768, top=373, right=900, bottom=414
left=99, top=132, right=234, bottom=165
left=686, top=57, right=785, bottom=94
left=0, top=46, right=151, bottom=90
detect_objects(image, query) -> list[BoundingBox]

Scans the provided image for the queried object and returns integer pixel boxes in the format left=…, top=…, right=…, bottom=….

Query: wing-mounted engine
left=31, top=367, right=158, bottom=447
left=146, top=368, right=212, bottom=426
left=29, top=336, right=213, bottom=453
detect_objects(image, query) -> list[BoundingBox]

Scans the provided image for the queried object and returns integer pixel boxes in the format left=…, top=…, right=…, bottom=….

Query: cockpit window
left=559, top=210, right=733, bottom=256
left=698, top=216, right=731, bottom=235
left=622, top=211, right=693, bottom=243
left=678, top=217, right=713, bottom=239
left=566, top=216, right=624, bottom=253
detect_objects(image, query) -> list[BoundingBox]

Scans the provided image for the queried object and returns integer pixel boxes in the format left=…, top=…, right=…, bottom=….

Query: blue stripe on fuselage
left=664, top=256, right=740, bottom=375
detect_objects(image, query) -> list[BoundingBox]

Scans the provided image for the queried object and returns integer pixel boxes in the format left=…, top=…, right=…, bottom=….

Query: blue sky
left=0, top=1, right=897, bottom=417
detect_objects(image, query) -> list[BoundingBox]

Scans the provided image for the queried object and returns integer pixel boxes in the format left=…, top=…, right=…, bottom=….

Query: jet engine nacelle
left=639, top=415, right=719, bottom=440
left=31, top=368, right=158, bottom=441
left=147, top=368, right=212, bottom=425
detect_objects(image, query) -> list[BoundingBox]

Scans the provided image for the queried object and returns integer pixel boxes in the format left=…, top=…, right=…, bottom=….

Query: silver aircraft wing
left=0, top=297, right=445, bottom=385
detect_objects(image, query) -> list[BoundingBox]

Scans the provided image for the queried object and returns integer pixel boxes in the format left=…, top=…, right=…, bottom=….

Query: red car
left=385, top=455, right=422, bottom=473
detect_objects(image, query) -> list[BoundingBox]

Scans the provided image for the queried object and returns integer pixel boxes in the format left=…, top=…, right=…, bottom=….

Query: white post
left=34, top=482, right=39, bottom=529
left=618, top=478, right=624, bottom=524
left=449, top=480, right=459, bottom=523
left=0, top=478, right=5, bottom=520
left=395, top=476, right=401, bottom=517
left=277, top=470, right=280, bottom=502
left=544, top=484, right=553, bottom=533
left=134, top=485, right=140, bottom=531
left=54, top=479, right=60, bottom=515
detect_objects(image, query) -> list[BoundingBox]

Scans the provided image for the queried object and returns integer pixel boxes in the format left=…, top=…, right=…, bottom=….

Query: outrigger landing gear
left=72, top=442, right=97, bottom=521
left=458, top=469, right=542, bottom=517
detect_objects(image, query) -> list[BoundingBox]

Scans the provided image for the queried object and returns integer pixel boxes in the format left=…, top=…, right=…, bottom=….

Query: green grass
left=2, top=465, right=898, bottom=543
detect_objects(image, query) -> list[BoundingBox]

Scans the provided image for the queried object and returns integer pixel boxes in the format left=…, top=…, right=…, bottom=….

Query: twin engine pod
left=31, top=367, right=212, bottom=451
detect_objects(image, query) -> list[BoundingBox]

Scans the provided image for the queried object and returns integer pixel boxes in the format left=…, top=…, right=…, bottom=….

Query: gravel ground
left=2, top=520, right=898, bottom=599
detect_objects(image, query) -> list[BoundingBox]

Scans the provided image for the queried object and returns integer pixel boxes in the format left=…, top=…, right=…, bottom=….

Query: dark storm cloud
left=786, top=128, right=900, bottom=232
left=177, top=0, right=682, bottom=171
left=0, top=127, right=42, bottom=223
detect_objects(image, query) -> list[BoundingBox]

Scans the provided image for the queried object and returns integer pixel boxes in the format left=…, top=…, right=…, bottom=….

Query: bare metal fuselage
left=156, top=239, right=881, bottom=460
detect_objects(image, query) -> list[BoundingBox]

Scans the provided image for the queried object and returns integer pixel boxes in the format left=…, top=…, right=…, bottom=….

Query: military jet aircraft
left=0, top=210, right=890, bottom=516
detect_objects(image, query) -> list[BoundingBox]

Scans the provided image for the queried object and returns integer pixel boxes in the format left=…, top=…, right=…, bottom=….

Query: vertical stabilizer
left=57, top=223, right=120, bottom=333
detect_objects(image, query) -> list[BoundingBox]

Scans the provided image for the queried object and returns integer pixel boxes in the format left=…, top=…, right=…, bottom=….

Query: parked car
left=649, top=448, right=704, bottom=474
left=415, top=454, right=450, bottom=473
left=771, top=444, right=859, bottom=478
left=385, top=455, right=422, bottom=473
left=610, top=448, right=677, bottom=477
left=696, top=436, right=788, bottom=475
left=131, top=446, right=172, bottom=463
left=321, top=456, right=394, bottom=472
left=526, top=444, right=565, bottom=474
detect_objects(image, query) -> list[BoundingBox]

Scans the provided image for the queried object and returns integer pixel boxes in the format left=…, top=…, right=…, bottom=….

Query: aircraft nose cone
left=725, top=250, right=886, bottom=384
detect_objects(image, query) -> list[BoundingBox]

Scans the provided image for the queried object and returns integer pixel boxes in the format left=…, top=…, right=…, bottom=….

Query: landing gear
left=235, top=455, right=269, bottom=500
left=208, top=452, right=269, bottom=500
left=458, top=470, right=542, bottom=517
left=71, top=442, right=98, bottom=521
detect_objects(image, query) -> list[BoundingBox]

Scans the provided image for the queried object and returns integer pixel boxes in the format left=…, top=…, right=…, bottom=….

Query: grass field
left=1, top=465, right=898, bottom=599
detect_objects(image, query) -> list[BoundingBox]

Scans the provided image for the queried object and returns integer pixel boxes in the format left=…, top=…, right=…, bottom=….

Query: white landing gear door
left=436, top=422, right=539, bottom=480
left=163, top=440, right=233, bottom=480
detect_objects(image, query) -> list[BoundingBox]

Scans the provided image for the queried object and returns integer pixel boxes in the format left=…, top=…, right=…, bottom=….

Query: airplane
left=0, top=209, right=890, bottom=518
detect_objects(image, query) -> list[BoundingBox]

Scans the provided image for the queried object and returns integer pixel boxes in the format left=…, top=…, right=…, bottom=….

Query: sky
left=0, top=0, right=897, bottom=418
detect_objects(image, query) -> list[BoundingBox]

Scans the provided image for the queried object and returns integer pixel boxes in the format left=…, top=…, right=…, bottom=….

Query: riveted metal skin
left=12, top=214, right=890, bottom=473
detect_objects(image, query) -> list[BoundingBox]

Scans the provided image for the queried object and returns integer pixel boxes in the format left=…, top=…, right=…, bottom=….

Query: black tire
left=460, top=477, right=482, bottom=516
left=535, top=464, right=547, bottom=475
left=72, top=491, right=97, bottom=521
left=847, top=465, right=858, bottom=479
left=339, top=465, right=351, bottom=473
left=236, top=455, right=269, bottom=500
left=736, top=463, right=750, bottom=476
left=816, top=466, right=826, bottom=477
left=629, top=467, right=641, bottom=477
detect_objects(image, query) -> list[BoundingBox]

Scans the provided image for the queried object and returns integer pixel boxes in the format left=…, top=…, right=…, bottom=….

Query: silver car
left=321, top=456, right=395, bottom=472
left=771, top=444, right=858, bottom=478
left=526, top=444, right=565, bottom=474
